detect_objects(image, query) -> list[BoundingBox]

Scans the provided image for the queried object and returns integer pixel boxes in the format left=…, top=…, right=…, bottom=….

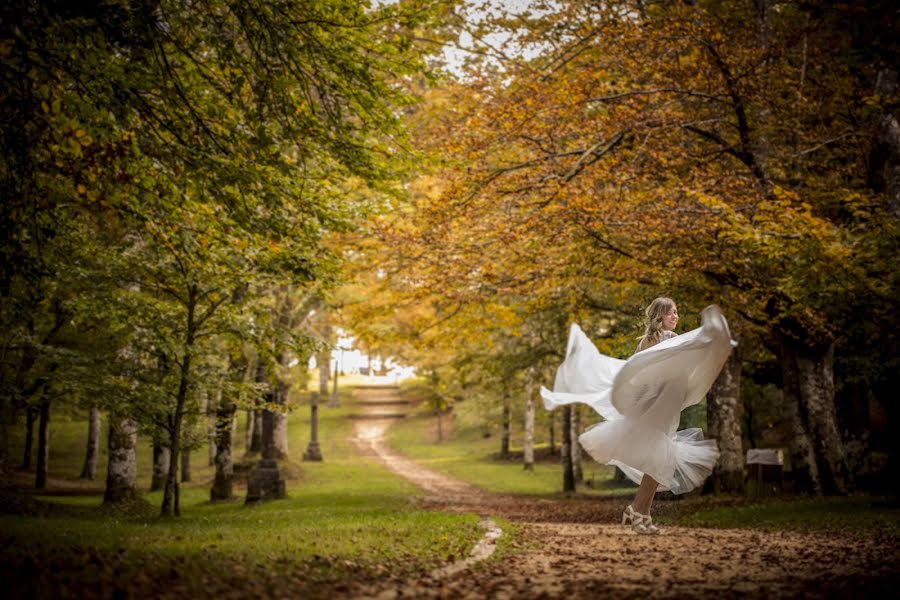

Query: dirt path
left=350, top=386, right=898, bottom=599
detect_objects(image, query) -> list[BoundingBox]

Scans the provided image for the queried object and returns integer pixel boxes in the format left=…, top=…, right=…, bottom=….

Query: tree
left=364, top=0, right=898, bottom=495
left=523, top=367, right=536, bottom=471
left=79, top=406, right=101, bottom=480
left=706, top=341, right=745, bottom=494
left=104, top=412, right=139, bottom=506
left=211, top=345, right=250, bottom=502
left=2, top=0, right=441, bottom=515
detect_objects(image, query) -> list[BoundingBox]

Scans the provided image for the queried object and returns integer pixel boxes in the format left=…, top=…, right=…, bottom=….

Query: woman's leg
left=632, top=474, right=659, bottom=514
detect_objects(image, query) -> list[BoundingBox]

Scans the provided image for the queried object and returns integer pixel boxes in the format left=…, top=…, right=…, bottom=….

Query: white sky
left=439, top=0, right=553, bottom=76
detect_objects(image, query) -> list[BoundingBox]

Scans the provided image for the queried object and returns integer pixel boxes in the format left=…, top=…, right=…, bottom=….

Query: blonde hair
left=638, top=297, right=676, bottom=351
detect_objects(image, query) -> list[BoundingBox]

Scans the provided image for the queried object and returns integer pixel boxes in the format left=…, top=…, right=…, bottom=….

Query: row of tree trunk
left=19, top=389, right=289, bottom=506
left=510, top=334, right=850, bottom=497
left=501, top=367, right=582, bottom=487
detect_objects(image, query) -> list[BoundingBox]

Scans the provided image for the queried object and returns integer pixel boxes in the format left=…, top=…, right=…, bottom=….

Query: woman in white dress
left=540, top=298, right=735, bottom=534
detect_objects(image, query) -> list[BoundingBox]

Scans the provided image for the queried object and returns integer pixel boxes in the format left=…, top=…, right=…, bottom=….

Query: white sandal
left=622, top=505, right=659, bottom=535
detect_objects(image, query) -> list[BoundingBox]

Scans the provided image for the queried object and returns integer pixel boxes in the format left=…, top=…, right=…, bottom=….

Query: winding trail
left=350, top=385, right=503, bottom=579
left=350, top=385, right=898, bottom=599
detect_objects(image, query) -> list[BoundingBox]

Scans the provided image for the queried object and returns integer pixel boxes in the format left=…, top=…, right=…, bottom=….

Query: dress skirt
left=540, top=305, right=735, bottom=494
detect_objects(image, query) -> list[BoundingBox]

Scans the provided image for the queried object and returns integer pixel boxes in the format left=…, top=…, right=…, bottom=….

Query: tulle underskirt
left=580, top=423, right=719, bottom=494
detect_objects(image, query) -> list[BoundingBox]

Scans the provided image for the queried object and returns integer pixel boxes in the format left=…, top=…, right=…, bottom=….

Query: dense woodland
left=2, top=0, right=898, bottom=522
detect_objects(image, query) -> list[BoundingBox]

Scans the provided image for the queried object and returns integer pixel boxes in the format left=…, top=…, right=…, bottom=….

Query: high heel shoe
left=622, top=505, right=659, bottom=535
left=640, top=513, right=660, bottom=534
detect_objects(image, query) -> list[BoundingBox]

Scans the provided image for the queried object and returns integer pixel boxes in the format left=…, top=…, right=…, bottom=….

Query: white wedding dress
left=540, top=305, right=735, bottom=494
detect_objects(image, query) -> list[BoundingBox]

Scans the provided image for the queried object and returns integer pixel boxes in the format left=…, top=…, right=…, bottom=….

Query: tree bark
left=206, top=389, right=217, bottom=466
left=34, top=389, right=50, bottom=489
left=561, top=406, right=575, bottom=492
left=271, top=351, right=291, bottom=460
left=244, top=409, right=253, bottom=452
left=79, top=406, right=101, bottom=480
left=247, top=362, right=267, bottom=456
left=248, top=409, right=262, bottom=453
left=21, top=405, right=37, bottom=469
left=262, top=409, right=276, bottom=460
left=161, top=375, right=187, bottom=517
left=180, top=449, right=191, bottom=482
left=571, top=405, right=582, bottom=482
left=706, top=339, right=745, bottom=494
left=151, top=436, right=169, bottom=492
left=523, top=368, right=535, bottom=471
left=549, top=410, right=556, bottom=455
left=317, top=349, right=331, bottom=396
left=780, top=336, right=848, bottom=494
left=211, top=354, right=246, bottom=501
left=255, top=357, right=277, bottom=460
left=500, top=389, right=511, bottom=459
left=162, top=319, right=194, bottom=517
left=103, top=413, right=138, bottom=505
left=211, top=391, right=237, bottom=500
left=868, top=66, right=900, bottom=218
left=783, top=368, right=819, bottom=493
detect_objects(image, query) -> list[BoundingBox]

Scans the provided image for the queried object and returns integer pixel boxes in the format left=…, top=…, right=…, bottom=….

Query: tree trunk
left=211, top=392, right=237, bottom=500
left=500, top=389, right=511, bottom=459
left=34, top=390, right=50, bottom=489
left=571, top=405, right=582, bottom=482
left=780, top=336, right=848, bottom=494
left=330, top=357, right=339, bottom=407
left=161, top=407, right=184, bottom=516
left=271, top=412, right=288, bottom=458
left=244, top=409, right=254, bottom=452
left=523, top=368, right=535, bottom=471
left=272, top=349, right=291, bottom=459
left=206, top=390, right=217, bottom=466
left=181, top=449, right=191, bottom=482
left=211, top=352, right=246, bottom=502
left=249, top=409, right=262, bottom=453
left=868, top=66, right=900, bottom=218
left=151, top=437, right=170, bottom=492
left=561, top=406, right=575, bottom=492
left=436, top=409, right=443, bottom=443
left=21, top=405, right=37, bottom=469
left=549, top=410, right=556, bottom=455
left=247, top=362, right=267, bottom=456
left=161, top=347, right=192, bottom=517
left=262, top=409, right=276, bottom=460
left=256, top=356, right=277, bottom=460
left=783, top=370, right=819, bottom=494
left=79, top=406, right=101, bottom=480
left=317, top=349, right=331, bottom=396
left=103, top=413, right=138, bottom=505
left=744, top=394, right=757, bottom=450
left=706, top=340, right=745, bottom=494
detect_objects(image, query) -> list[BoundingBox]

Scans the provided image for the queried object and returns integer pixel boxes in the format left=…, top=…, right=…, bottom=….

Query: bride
left=541, top=298, right=735, bottom=534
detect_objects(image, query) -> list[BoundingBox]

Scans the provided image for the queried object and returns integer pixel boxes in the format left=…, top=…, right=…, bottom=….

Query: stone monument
left=245, top=410, right=286, bottom=503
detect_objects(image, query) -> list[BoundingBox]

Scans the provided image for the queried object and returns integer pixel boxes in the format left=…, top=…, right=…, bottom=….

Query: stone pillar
left=303, top=392, right=323, bottom=461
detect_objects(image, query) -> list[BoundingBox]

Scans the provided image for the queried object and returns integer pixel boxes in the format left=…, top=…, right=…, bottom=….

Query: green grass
left=1, top=381, right=487, bottom=595
left=672, top=495, right=900, bottom=535
left=387, top=408, right=636, bottom=496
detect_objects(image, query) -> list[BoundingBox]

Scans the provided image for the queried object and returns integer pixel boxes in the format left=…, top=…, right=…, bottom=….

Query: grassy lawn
left=387, top=406, right=636, bottom=497
left=670, top=495, right=900, bottom=536
left=1, top=381, right=487, bottom=597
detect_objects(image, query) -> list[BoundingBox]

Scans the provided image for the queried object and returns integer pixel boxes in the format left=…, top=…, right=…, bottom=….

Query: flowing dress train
left=540, top=305, right=735, bottom=494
